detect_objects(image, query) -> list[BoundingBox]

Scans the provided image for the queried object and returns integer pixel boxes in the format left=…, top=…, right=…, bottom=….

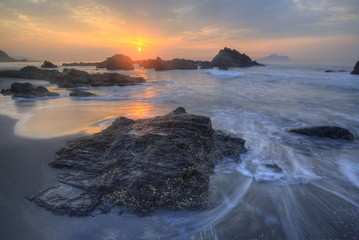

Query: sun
left=137, top=47, right=142, bottom=52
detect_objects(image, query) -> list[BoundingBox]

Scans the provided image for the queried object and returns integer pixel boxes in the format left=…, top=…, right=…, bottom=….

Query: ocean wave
left=205, top=69, right=247, bottom=78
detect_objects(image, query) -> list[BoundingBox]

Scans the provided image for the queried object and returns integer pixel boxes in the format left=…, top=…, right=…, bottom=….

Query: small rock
left=41, top=60, right=58, bottom=68
left=288, top=126, right=354, bottom=140
left=69, top=89, right=97, bottom=97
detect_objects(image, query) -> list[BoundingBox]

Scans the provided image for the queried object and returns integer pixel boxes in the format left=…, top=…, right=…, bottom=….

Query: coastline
left=0, top=114, right=70, bottom=240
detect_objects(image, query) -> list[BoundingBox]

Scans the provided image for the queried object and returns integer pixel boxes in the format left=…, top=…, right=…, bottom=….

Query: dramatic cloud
left=0, top=0, right=358, bottom=63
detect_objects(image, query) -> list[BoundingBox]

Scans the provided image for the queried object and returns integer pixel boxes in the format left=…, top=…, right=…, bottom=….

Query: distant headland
left=0, top=50, right=30, bottom=62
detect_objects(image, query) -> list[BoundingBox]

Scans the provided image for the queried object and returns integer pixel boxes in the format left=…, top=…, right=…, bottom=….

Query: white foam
left=205, top=69, right=247, bottom=78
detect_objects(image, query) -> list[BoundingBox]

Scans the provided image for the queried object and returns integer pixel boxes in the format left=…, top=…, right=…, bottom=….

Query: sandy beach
left=0, top=115, right=69, bottom=240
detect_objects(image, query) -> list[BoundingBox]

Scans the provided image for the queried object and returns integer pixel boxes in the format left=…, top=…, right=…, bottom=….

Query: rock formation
left=96, top=54, right=134, bottom=70
left=288, top=126, right=354, bottom=140
left=57, top=68, right=145, bottom=88
left=211, top=47, right=263, bottom=68
left=0, top=66, right=145, bottom=88
left=1, top=82, right=59, bottom=98
left=137, top=58, right=198, bottom=71
left=41, top=60, right=58, bottom=68
left=0, top=66, right=61, bottom=81
left=350, top=61, right=359, bottom=75
left=69, top=89, right=97, bottom=97
left=29, top=107, right=247, bottom=216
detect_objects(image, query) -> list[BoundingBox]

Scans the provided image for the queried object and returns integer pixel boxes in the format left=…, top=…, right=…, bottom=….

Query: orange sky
left=0, top=0, right=358, bottom=64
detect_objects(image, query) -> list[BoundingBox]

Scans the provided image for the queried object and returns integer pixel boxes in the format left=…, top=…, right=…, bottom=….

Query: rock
left=30, top=107, right=247, bottom=216
left=138, top=58, right=198, bottom=71
left=325, top=70, right=346, bottom=73
left=198, top=61, right=213, bottom=69
left=0, top=66, right=61, bottom=81
left=350, top=61, right=359, bottom=75
left=288, top=126, right=354, bottom=140
left=1, top=82, right=59, bottom=98
left=56, top=68, right=145, bottom=88
left=0, top=66, right=145, bottom=88
left=41, top=60, right=57, bottom=68
left=264, top=164, right=283, bottom=172
left=69, top=89, right=97, bottom=97
left=211, top=47, right=264, bottom=68
left=96, top=54, right=134, bottom=70
left=62, top=62, right=98, bottom=67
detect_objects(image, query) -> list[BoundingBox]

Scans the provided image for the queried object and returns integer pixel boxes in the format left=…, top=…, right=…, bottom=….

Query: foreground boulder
left=211, top=47, right=263, bottom=68
left=288, top=126, right=354, bottom=140
left=41, top=60, right=57, bottom=68
left=29, top=107, right=247, bottom=216
left=1, top=82, right=59, bottom=98
left=351, top=61, right=359, bottom=75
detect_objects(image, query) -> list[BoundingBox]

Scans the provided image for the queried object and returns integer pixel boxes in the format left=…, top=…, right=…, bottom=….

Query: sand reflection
left=14, top=100, right=162, bottom=139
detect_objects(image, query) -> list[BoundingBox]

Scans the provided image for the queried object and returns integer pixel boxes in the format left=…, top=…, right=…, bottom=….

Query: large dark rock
left=56, top=68, right=145, bottom=88
left=350, top=61, right=359, bottom=75
left=30, top=107, right=247, bottom=216
left=288, top=126, right=354, bottom=140
left=96, top=54, right=134, bottom=70
left=211, top=47, right=263, bottom=68
left=69, top=89, right=97, bottom=97
left=41, top=60, right=57, bottom=68
left=138, top=57, right=198, bottom=71
left=0, top=66, right=61, bottom=81
left=1, top=82, right=59, bottom=98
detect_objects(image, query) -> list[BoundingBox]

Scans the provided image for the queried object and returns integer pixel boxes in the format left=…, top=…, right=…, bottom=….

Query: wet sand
left=0, top=115, right=70, bottom=240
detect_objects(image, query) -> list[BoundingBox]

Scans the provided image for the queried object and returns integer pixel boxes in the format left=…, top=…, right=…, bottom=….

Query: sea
left=0, top=61, right=358, bottom=239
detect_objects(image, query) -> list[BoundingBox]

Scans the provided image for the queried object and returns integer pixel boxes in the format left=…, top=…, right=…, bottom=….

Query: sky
left=0, top=0, right=358, bottom=64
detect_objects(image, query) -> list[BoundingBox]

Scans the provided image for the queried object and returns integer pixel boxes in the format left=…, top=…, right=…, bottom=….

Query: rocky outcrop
left=0, top=66, right=145, bottom=88
left=29, top=107, right=247, bottom=216
left=0, top=66, right=61, bottom=81
left=1, top=82, right=59, bottom=98
left=96, top=54, right=134, bottom=70
left=211, top=47, right=263, bottom=68
left=138, top=58, right=198, bottom=71
left=69, top=89, right=97, bottom=97
left=288, top=126, right=354, bottom=140
left=41, top=60, right=57, bottom=68
left=56, top=68, right=145, bottom=88
left=350, top=61, right=359, bottom=75
left=62, top=62, right=98, bottom=67
left=198, top=61, right=213, bottom=69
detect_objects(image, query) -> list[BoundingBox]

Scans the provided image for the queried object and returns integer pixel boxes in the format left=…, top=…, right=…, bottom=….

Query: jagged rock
left=56, top=68, right=145, bottom=88
left=0, top=66, right=61, bottom=81
left=211, top=47, right=263, bottom=68
left=96, top=54, right=134, bottom=70
left=350, top=61, right=359, bottom=75
left=288, top=126, right=354, bottom=140
left=30, top=107, right=247, bottom=216
left=69, top=89, right=97, bottom=97
left=41, top=60, right=57, bottom=68
left=1, top=82, right=59, bottom=98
